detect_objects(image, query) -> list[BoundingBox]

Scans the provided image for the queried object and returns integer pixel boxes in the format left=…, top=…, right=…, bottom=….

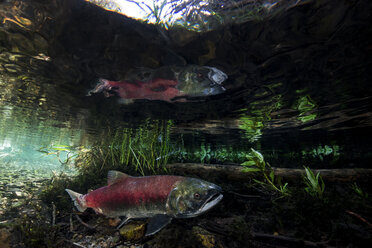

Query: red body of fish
left=66, top=171, right=223, bottom=236
left=104, top=78, right=181, bottom=102
left=80, top=175, right=184, bottom=216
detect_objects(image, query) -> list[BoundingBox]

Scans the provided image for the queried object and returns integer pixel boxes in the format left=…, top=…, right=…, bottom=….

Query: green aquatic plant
left=13, top=205, right=59, bottom=248
left=295, top=95, right=317, bottom=123
left=37, top=145, right=77, bottom=168
left=76, top=120, right=172, bottom=176
left=172, top=143, right=249, bottom=165
left=238, top=115, right=264, bottom=142
left=351, top=183, right=369, bottom=199
left=239, top=94, right=283, bottom=142
left=301, top=144, right=340, bottom=161
left=242, top=148, right=289, bottom=196
left=303, top=166, right=325, bottom=199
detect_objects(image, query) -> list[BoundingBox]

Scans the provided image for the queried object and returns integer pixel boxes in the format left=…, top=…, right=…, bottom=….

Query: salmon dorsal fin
left=107, top=170, right=130, bottom=185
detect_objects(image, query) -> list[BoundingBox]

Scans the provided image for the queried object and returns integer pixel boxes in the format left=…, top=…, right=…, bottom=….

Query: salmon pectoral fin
left=145, top=214, right=172, bottom=236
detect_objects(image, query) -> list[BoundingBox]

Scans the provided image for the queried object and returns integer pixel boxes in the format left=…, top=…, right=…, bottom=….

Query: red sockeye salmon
left=66, top=170, right=223, bottom=236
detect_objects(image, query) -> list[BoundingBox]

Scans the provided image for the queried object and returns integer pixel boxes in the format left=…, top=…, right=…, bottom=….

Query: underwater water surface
left=0, top=0, right=371, bottom=176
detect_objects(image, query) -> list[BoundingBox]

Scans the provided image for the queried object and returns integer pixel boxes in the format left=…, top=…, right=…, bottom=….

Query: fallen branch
left=165, top=163, right=372, bottom=183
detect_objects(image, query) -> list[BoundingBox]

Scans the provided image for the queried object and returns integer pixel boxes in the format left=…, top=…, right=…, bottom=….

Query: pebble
left=14, top=191, right=24, bottom=197
left=0, top=163, right=53, bottom=222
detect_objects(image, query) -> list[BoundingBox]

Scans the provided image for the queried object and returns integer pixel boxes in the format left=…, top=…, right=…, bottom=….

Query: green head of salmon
left=65, top=171, right=223, bottom=236
left=167, top=177, right=223, bottom=218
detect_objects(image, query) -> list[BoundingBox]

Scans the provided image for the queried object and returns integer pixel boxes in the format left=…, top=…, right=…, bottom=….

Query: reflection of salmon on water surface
left=87, top=65, right=228, bottom=103
left=89, top=78, right=181, bottom=102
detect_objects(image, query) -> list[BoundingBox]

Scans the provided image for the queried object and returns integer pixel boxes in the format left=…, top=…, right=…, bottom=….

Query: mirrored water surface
left=1, top=0, right=372, bottom=176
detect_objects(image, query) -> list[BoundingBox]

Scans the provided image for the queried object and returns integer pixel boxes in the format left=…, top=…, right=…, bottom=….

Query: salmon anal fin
left=107, top=170, right=130, bottom=185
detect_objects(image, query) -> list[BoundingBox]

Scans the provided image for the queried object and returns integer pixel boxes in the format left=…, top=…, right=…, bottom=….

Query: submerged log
left=165, top=163, right=372, bottom=183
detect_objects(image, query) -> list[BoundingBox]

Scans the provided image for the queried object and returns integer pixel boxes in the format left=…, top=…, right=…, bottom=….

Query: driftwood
left=165, top=163, right=372, bottom=183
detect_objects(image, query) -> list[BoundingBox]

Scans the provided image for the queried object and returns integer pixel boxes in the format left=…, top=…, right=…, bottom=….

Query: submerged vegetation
left=303, top=166, right=325, bottom=199
left=242, top=148, right=289, bottom=196
left=77, top=119, right=172, bottom=178
left=105, top=120, right=172, bottom=175
left=351, top=182, right=369, bottom=200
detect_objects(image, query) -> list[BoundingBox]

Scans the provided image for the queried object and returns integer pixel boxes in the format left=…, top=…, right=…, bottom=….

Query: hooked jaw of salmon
left=196, top=190, right=223, bottom=216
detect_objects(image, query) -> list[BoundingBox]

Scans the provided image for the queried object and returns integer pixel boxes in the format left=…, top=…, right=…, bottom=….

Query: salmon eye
left=194, top=193, right=200, bottom=199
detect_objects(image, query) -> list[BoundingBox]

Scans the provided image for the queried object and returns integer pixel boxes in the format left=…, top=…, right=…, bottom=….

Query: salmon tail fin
left=65, top=189, right=87, bottom=212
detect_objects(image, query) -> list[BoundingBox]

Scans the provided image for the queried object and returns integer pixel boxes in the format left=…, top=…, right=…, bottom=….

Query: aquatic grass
left=172, top=144, right=249, bottom=164
left=295, top=95, right=317, bottom=123
left=13, top=211, right=59, bottom=248
left=242, top=148, right=290, bottom=196
left=303, top=166, right=325, bottom=199
left=351, top=182, right=369, bottom=199
left=37, top=145, right=77, bottom=169
left=75, top=120, right=173, bottom=177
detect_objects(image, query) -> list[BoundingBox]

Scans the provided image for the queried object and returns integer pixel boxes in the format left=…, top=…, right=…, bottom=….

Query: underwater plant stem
left=129, top=145, right=145, bottom=176
left=346, top=210, right=372, bottom=227
left=70, top=214, right=73, bottom=232
left=262, top=170, right=281, bottom=192
left=52, top=202, right=56, bottom=226
left=251, top=232, right=327, bottom=247
left=74, top=212, right=96, bottom=230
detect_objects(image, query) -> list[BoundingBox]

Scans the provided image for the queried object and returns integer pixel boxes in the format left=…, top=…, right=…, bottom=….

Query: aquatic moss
left=12, top=209, right=58, bottom=248
left=119, top=221, right=146, bottom=241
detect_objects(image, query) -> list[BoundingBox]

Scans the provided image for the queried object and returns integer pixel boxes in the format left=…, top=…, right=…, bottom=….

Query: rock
left=192, top=226, right=223, bottom=248
left=119, top=221, right=146, bottom=241
left=0, top=228, right=10, bottom=248
left=14, top=191, right=24, bottom=197
left=108, top=217, right=121, bottom=226
left=11, top=200, right=25, bottom=208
